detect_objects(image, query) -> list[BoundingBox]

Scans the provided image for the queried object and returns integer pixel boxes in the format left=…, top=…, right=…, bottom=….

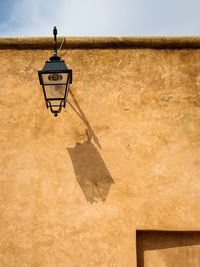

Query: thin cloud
left=0, top=0, right=200, bottom=37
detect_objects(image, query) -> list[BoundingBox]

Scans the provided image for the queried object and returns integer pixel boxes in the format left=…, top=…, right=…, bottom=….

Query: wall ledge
left=0, top=36, right=200, bottom=49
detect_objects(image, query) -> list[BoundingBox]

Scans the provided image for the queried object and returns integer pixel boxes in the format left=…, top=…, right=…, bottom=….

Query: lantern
left=38, top=27, right=72, bottom=116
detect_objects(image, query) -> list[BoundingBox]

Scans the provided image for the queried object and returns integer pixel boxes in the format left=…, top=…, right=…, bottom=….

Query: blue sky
left=0, top=0, right=200, bottom=37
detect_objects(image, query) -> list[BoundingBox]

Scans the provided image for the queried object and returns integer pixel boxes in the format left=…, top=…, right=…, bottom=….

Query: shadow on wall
left=136, top=230, right=200, bottom=267
left=67, top=90, right=114, bottom=203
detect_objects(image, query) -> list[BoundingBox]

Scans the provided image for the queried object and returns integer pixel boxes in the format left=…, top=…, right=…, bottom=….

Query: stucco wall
left=0, top=38, right=200, bottom=267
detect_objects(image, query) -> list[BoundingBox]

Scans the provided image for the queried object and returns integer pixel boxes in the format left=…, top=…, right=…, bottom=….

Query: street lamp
left=38, top=26, right=72, bottom=117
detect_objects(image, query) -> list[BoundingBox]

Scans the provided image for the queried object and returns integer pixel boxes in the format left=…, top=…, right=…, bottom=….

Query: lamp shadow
left=67, top=90, right=114, bottom=203
left=136, top=230, right=200, bottom=267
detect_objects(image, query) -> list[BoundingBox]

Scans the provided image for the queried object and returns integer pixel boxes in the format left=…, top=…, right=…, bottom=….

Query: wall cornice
left=0, top=36, right=200, bottom=49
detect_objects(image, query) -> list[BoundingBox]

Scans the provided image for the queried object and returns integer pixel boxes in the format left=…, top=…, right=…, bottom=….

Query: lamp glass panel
left=49, top=100, right=63, bottom=107
left=44, top=84, right=66, bottom=99
left=42, top=73, right=68, bottom=85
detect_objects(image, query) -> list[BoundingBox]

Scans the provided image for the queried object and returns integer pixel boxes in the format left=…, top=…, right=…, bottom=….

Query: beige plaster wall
left=0, top=41, right=200, bottom=266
